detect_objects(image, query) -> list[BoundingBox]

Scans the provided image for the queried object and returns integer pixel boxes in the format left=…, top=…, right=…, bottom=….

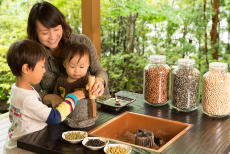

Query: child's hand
left=72, top=90, right=85, bottom=100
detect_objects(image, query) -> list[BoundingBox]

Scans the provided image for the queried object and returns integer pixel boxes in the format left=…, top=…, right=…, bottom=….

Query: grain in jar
left=202, top=62, right=230, bottom=117
left=171, top=58, right=200, bottom=112
left=144, top=55, right=170, bottom=106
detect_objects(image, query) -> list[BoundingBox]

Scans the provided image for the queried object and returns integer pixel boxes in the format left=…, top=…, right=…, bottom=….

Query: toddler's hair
left=7, top=39, right=46, bottom=76
left=62, top=42, right=91, bottom=63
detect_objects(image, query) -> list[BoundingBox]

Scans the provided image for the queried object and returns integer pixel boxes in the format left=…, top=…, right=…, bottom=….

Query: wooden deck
left=0, top=112, right=10, bottom=153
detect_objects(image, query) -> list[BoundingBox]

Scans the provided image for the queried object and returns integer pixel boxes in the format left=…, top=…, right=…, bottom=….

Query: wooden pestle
left=88, top=75, right=97, bottom=118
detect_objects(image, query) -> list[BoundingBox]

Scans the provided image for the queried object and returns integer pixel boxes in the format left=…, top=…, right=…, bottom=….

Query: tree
left=100, top=0, right=157, bottom=92
left=210, top=0, right=220, bottom=60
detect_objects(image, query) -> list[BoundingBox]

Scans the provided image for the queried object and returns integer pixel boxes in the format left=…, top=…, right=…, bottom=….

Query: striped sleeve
left=46, top=94, right=78, bottom=124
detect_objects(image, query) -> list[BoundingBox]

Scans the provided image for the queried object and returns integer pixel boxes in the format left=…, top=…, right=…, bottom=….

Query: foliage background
left=1, top=0, right=230, bottom=113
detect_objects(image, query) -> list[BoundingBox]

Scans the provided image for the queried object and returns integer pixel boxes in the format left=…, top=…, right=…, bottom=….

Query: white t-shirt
left=3, top=83, right=52, bottom=154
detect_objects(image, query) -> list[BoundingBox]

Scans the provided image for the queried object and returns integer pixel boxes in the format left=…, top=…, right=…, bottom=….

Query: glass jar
left=143, top=55, right=170, bottom=106
left=171, top=58, right=200, bottom=112
left=202, top=62, right=230, bottom=117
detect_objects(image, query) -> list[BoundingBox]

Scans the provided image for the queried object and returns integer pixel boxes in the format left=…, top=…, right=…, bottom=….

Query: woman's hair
left=27, top=1, right=72, bottom=49
left=62, top=42, right=91, bottom=64
left=7, top=39, right=46, bottom=77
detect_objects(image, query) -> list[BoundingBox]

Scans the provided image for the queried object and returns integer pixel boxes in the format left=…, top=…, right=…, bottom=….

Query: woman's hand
left=86, top=77, right=104, bottom=97
left=72, top=90, right=86, bottom=100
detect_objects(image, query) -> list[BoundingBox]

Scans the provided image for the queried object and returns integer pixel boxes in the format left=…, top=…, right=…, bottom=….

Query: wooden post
left=82, top=0, right=101, bottom=62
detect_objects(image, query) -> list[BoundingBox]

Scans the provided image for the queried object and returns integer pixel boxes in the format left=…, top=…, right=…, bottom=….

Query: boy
left=3, top=39, right=85, bottom=154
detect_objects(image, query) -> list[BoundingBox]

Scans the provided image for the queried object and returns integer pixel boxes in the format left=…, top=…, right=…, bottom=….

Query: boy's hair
left=27, top=1, right=72, bottom=48
left=7, top=39, right=47, bottom=77
left=62, top=42, right=91, bottom=63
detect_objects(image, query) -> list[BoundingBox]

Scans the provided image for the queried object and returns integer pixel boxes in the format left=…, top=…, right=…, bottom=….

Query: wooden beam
left=82, top=0, right=101, bottom=62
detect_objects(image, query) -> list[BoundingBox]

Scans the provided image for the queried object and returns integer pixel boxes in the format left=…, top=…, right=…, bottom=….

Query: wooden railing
left=0, top=112, right=10, bottom=153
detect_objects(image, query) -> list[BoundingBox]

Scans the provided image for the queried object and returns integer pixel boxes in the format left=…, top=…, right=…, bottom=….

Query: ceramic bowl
left=104, top=144, right=132, bottom=154
left=62, top=131, right=88, bottom=144
left=82, top=137, right=109, bottom=150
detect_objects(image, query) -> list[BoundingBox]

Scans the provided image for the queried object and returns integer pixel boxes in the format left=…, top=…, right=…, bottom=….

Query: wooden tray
left=88, top=111, right=193, bottom=153
left=96, top=95, right=136, bottom=111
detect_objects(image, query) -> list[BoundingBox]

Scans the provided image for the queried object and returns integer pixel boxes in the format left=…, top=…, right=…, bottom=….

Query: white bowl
left=62, top=131, right=88, bottom=144
left=104, top=144, right=132, bottom=154
left=82, top=137, right=109, bottom=150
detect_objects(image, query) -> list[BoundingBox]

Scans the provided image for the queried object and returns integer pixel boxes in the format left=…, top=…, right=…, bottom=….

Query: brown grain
left=144, top=65, right=170, bottom=104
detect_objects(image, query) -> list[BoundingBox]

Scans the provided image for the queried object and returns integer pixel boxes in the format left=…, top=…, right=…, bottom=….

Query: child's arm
left=42, top=77, right=64, bottom=107
left=23, top=90, right=85, bottom=125
left=42, top=94, right=64, bottom=108
left=46, top=91, right=85, bottom=124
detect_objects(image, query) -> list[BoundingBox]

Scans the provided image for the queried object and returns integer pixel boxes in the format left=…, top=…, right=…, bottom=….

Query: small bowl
left=82, top=137, right=109, bottom=150
left=62, top=131, right=88, bottom=144
left=104, top=144, right=132, bottom=154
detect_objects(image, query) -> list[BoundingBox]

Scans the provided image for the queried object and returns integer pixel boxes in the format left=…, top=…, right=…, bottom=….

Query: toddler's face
left=64, top=54, right=90, bottom=82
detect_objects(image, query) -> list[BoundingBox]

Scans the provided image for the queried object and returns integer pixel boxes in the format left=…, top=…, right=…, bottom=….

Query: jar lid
left=149, top=55, right=166, bottom=63
left=178, top=58, right=195, bottom=66
left=209, top=62, right=228, bottom=69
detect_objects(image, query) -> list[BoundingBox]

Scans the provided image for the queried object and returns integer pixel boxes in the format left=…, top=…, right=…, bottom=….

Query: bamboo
left=88, top=75, right=97, bottom=118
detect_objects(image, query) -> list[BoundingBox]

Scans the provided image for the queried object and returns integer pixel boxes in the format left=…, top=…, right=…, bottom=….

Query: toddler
left=53, top=42, right=91, bottom=99
left=53, top=42, right=99, bottom=128
left=3, top=39, right=85, bottom=154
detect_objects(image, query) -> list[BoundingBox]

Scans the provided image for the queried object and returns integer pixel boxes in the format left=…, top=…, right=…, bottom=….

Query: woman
left=27, top=1, right=108, bottom=107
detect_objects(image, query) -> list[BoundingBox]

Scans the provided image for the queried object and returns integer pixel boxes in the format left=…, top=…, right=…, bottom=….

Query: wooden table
left=17, top=91, right=230, bottom=154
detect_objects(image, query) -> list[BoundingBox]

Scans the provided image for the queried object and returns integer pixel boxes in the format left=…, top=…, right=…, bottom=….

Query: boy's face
left=28, top=58, right=46, bottom=85
left=63, top=54, right=90, bottom=82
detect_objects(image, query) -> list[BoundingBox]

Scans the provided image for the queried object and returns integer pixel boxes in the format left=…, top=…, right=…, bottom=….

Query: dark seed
left=85, top=139, right=105, bottom=147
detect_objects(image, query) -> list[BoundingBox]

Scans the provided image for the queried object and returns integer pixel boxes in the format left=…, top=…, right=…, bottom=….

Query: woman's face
left=36, top=20, right=63, bottom=52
